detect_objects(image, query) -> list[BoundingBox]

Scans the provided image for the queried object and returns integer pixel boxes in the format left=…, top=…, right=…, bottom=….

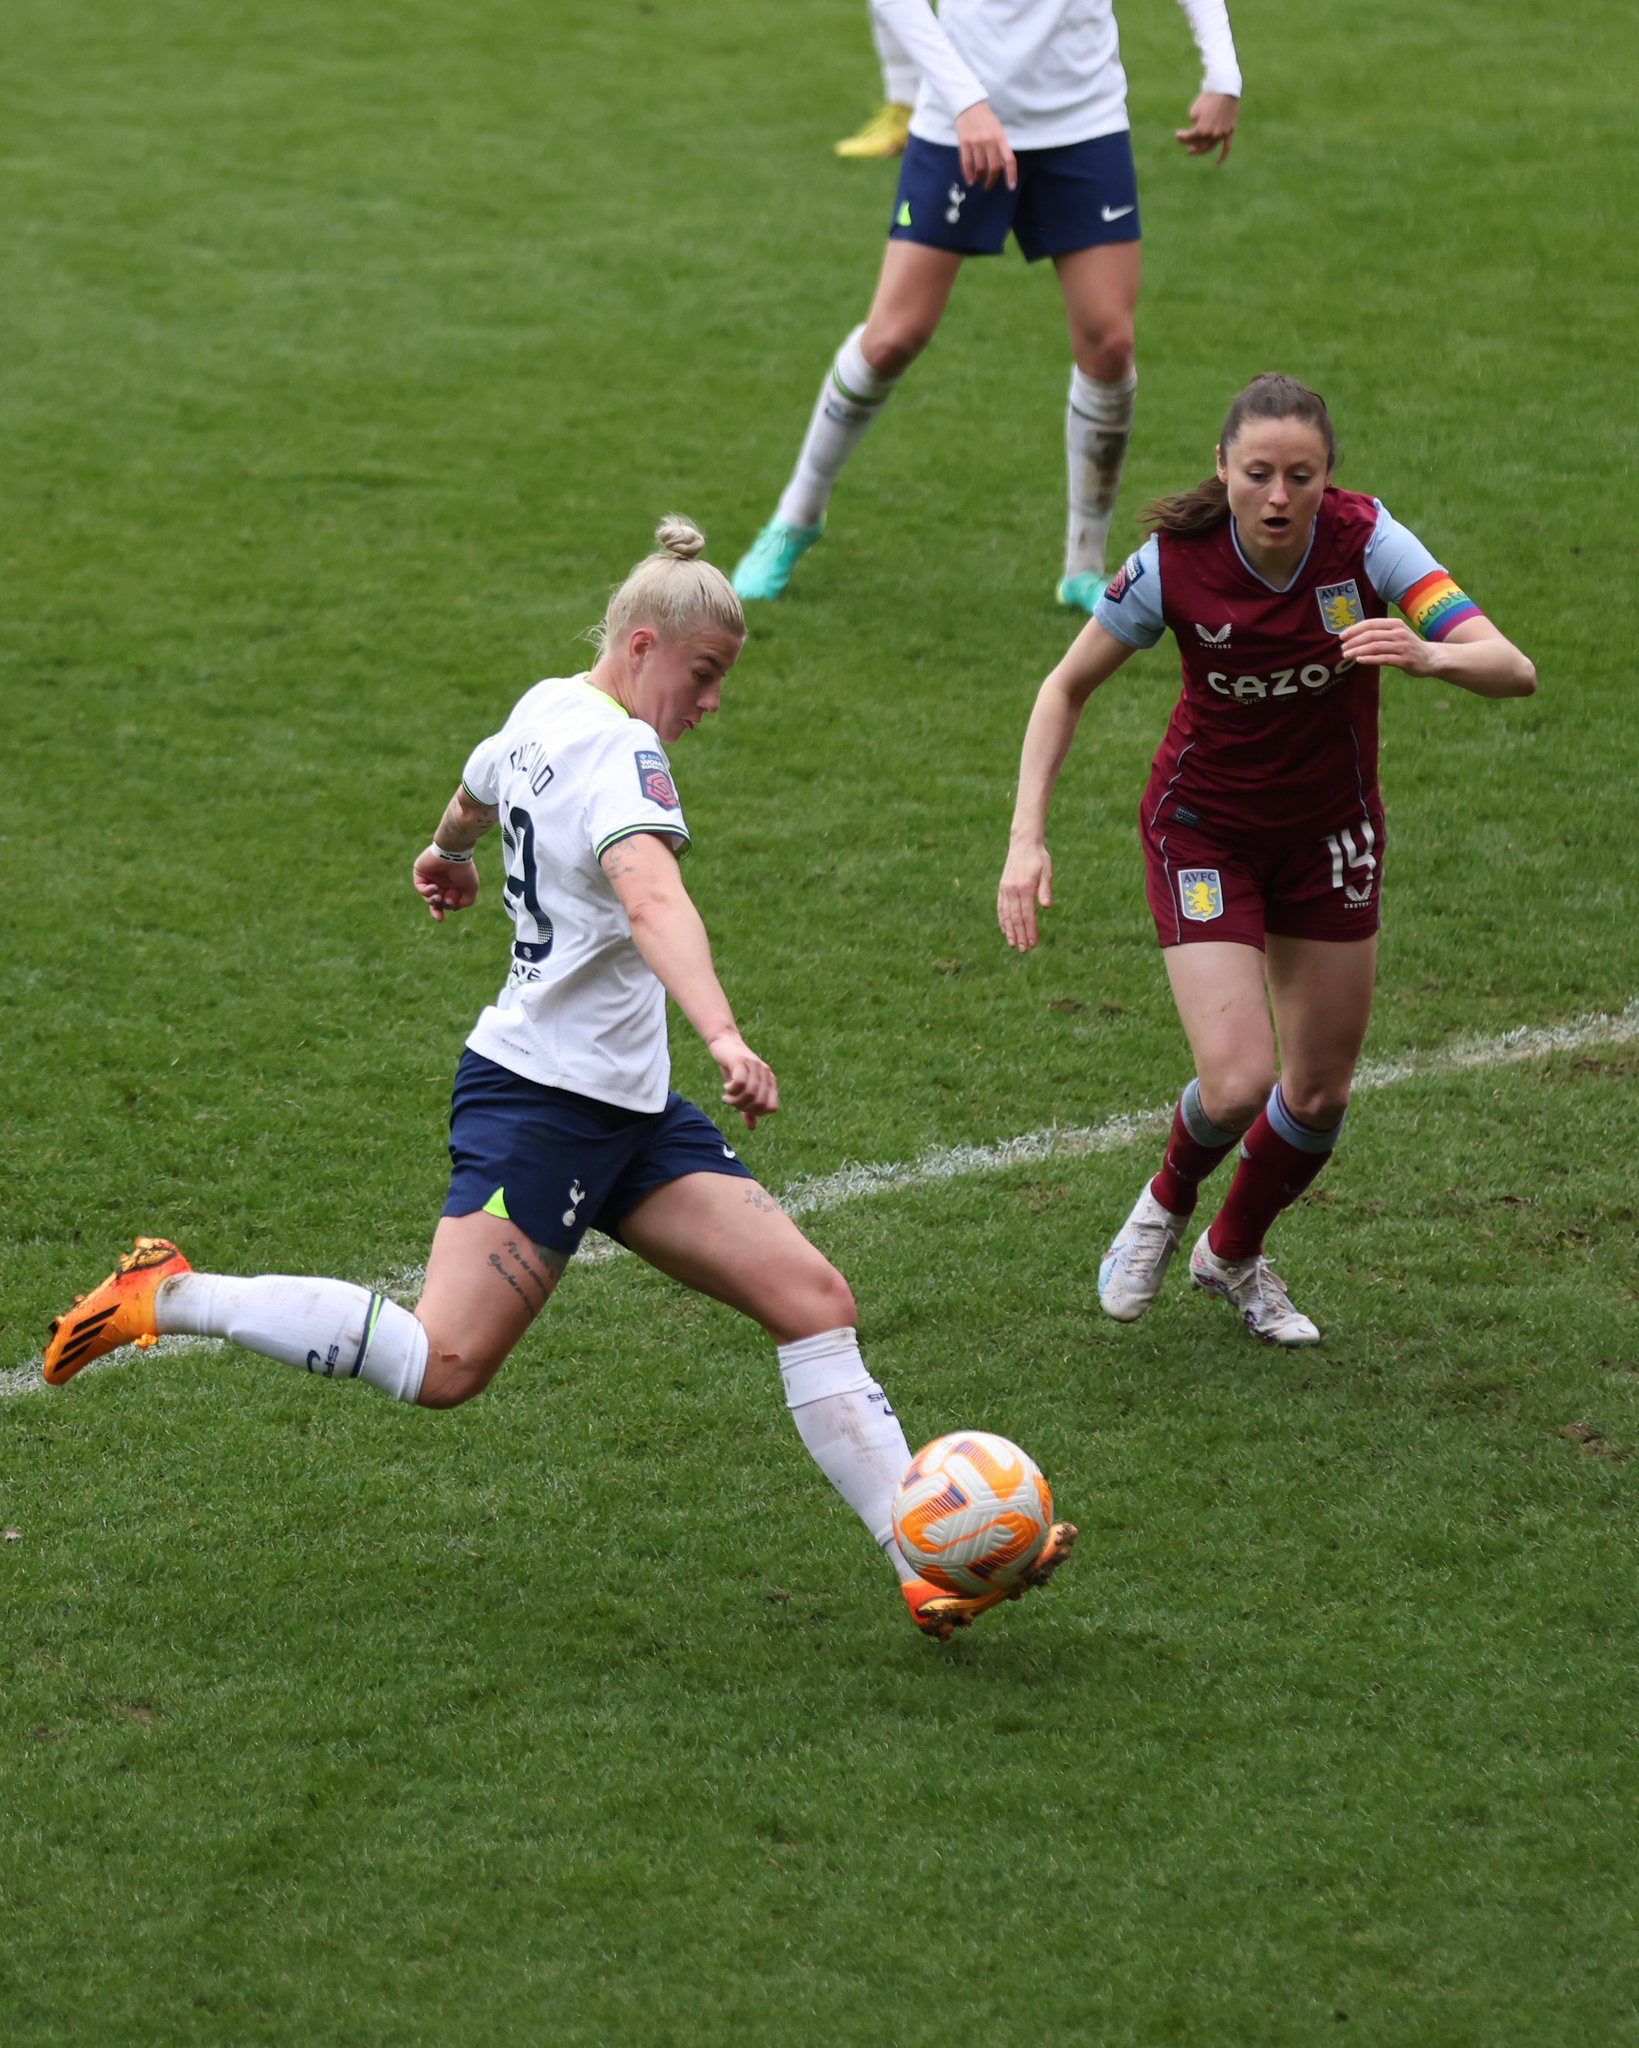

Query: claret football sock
left=1207, top=1083, right=1343, bottom=1262
left=1150, top=1076, right=1240, bottom=1216
left=156, top=1272, right=428, bottom=1403
left=778, top=1327, right=917, bottom=1580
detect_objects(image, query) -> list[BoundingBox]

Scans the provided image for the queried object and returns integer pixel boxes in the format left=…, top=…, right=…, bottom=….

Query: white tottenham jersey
left=459, top=675, right=689, bottom=1112
left=872, top=0, right=1241, bottom=152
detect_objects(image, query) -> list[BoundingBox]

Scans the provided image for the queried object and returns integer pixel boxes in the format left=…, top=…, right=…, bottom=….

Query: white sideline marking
left=6, top=998, right=1634, bottom=1400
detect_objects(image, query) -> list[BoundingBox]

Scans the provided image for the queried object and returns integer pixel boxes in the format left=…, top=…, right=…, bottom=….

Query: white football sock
left=156, top=1273, right=429, bottom=1404
left=776, top=327, right=900, bottom=531
left=778, top=1327, right=917, bottom=1581
left=1065, top=364, right=1138, bottom=577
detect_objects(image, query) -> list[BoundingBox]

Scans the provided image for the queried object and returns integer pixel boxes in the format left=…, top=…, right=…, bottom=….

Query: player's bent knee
left=1074, top=331, right=1135, bottom=382
left=417, top=1371, right=491, bottom=1411
left=415, top=1342, right=505, bottom=1410
left=1201, top=1072, right=1274, bottom=1132
left=771, top=1261, right=858, bottom=1345
left=861, top=323, right=929, bottom=379
left=813, top=1265, right=859, bottom=1331
left=1281, top=1083, right=1350, bottom=1130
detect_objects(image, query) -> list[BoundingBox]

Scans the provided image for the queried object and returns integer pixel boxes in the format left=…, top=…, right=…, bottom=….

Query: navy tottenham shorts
left=442, top=1048, right=755, bottom=1256
left=888, top=131, right=1141, bottom=262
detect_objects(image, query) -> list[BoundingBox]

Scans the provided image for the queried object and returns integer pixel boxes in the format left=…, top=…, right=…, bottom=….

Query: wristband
left=431, top=843, right=474, bottom=864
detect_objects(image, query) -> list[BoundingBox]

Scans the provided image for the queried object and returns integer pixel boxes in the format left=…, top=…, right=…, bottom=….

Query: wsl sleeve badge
left=634, top=749, right=680, bottom=810
left=1104, top=551, right=1145, bottom=605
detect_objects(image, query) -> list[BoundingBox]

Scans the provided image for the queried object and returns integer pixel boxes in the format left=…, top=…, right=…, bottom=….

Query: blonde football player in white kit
left=42, top=519, right=1074, bottom=1643
left=735, top=0, right=1242, bottom=614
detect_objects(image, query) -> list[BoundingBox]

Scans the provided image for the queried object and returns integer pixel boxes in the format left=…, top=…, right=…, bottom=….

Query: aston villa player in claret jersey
left=998, top=373, right=1535, bottom=1344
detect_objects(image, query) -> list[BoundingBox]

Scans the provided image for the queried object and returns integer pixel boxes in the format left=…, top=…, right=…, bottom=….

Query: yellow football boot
left=835, top=102, right=912, bottom=160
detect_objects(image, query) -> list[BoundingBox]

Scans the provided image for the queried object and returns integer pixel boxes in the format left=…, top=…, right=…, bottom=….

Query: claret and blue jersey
left=1096, top=487, right=1482, bottom=839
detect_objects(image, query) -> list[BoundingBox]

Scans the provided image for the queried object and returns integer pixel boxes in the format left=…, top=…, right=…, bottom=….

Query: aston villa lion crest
left=1179, top=868, right=1223, bottom=922
left=1316, top=579, right=1364, bottom=635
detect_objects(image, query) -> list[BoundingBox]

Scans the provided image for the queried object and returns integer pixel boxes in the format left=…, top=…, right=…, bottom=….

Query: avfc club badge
left=1179, top=868, right=1224, bottom=923
left=635, top=748, right=680, bottom=810
left=1316, top=579, right=1364, bottom=636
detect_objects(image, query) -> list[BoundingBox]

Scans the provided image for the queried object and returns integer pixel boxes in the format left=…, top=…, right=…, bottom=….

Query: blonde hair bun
left=588, top=516, right=744, bottom=654
left=655, top=515, right=707, bottom=562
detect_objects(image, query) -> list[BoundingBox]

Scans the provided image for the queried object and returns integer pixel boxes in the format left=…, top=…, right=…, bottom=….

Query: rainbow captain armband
left=1400, top=568, right=1483, bottom=642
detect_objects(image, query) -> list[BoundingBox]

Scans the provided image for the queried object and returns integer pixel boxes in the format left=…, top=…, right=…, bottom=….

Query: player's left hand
left=1338, top=616, right=1442, bottom=678
left=413, top=847, right=481, bottom=922
left=1175, top=92, right=1238, bottom=161
left=708, top=1031, right=780, bottom=1129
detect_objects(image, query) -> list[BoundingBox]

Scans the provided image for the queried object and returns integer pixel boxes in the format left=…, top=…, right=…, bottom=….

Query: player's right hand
left=413, top=848, right=481, bottom=922
left=998, top=844, right=1053, bottom=952
left=954, top=101, right=1018, bottom=191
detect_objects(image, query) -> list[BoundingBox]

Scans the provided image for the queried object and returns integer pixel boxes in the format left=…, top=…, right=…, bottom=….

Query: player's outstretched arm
left=602, top=830, right=779, bottom=1128
left=999, top=622, right=1136, bottom=952
left=414, top=784, right=499, bottom=921
left=1338, top=615, right=1537, bottom=699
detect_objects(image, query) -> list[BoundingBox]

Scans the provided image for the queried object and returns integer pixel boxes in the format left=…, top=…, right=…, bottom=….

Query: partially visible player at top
left=998, top=374, right=1536, bottom=1343
left=42, top=517, right=1075, bottom=1643
left=835, top=4, right=921, bottom=159
left=735, top=0, right=1243, bottom=614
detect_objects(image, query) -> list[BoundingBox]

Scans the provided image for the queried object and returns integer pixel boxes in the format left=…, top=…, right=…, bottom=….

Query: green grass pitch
left=3, top=0, right=1637, bottom=2041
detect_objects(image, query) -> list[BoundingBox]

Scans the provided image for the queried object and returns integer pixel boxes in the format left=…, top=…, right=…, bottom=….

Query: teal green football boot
left=1056, top=570, right=1111, bottom=615
left=732, top=518, right=823, bottom=601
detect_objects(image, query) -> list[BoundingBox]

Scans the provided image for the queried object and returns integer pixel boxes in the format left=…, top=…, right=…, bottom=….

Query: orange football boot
left=902, top=1521, right=1079, bottom=1640
left=43, top=1237, right=191, bottom=1384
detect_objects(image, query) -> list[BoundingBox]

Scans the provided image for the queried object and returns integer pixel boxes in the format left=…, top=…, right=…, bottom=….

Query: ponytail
left=1140, top=475, right=1230, bottom=537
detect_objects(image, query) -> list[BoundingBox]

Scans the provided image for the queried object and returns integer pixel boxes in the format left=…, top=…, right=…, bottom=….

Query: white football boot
left=1189, top=1231, right=1321, bottom=1346
left=1098, top=1183, right=1188, bottom=1322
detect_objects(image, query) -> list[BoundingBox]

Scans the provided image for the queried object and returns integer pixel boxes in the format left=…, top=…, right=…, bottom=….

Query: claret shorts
left=1140, top=796, right=1388, bottom=950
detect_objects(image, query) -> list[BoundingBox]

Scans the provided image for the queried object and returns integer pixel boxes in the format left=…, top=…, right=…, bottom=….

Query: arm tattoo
left=437, top=791, right=499, bottom=850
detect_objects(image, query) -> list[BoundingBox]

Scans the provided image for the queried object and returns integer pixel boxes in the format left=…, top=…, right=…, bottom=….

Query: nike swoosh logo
left=723, top=1147, right=737, bottom=1159
left=1101, top=204, right=1135, bottom=222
